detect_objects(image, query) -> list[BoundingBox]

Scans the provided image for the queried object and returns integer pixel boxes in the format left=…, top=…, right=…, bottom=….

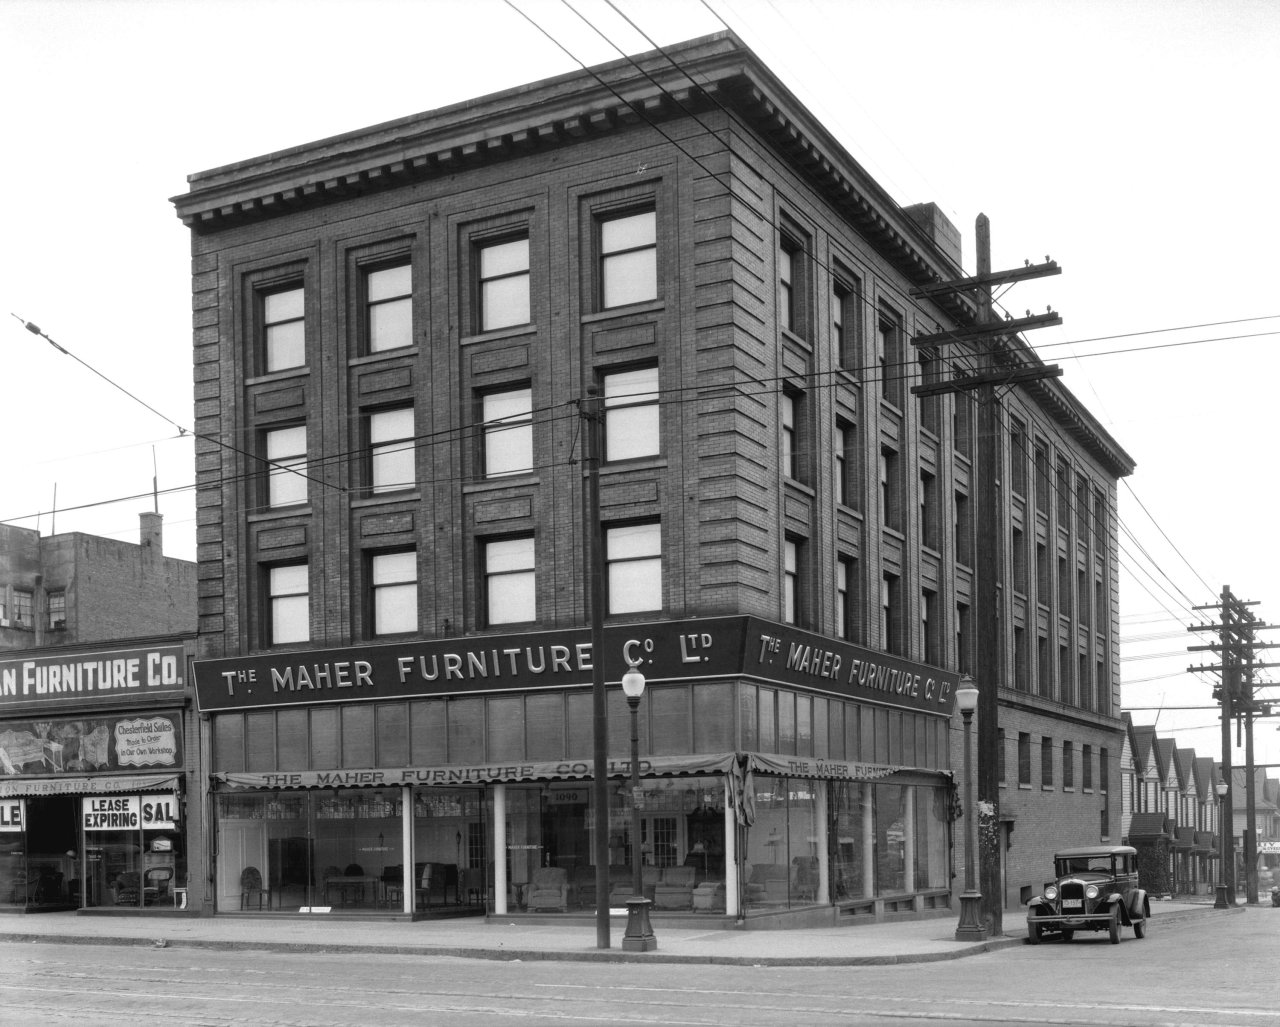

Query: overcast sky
left=3, top=0, right=1278, bottom=772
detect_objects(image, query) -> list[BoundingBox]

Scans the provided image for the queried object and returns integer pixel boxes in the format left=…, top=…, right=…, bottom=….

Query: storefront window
left=874, top=783, right=907, bottom=894
left=744, top=776, right=819, bottom=910
left=914, top=785, right=950, bottom=890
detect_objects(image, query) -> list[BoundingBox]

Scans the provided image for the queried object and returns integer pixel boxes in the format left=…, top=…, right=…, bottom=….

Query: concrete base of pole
left=954, top=890, right=989, bottom=941
left=1214, top=884, right=1232, bottom=909
left=622, top=897, right=657, bottom=952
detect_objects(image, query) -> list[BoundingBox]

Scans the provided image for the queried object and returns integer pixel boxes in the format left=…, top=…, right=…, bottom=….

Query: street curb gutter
left=0, top=905, right=1238, bottom=967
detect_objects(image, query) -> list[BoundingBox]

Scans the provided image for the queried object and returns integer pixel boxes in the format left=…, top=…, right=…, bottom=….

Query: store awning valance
left=212, top=753, right=738, bottom=791
left=0, top=773, right=181, bottom=798
left=746, top=752, right=937, bottom=783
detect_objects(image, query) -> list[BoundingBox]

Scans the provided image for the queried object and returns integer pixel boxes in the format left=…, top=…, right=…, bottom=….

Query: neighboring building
left=0, top=514, right=196, bottom=649
left=0, top=515, right=202, bottom=912
left=172, top=32, right=1132, bottom=924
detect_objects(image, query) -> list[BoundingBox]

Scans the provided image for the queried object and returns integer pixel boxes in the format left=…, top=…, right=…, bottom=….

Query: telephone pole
left=911, top=214, right=1062, bottom=935
left=1188, top=589, right=1279, bottom=904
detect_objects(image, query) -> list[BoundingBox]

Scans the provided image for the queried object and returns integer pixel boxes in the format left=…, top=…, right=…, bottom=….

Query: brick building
left=0, top=514, right=201, bottom=912
left=173, top=32, right=1131, bottom=925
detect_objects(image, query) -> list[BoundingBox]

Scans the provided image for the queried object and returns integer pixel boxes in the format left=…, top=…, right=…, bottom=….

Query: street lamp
left=954, top=674, right=988, bottom=941
left=620, top=658, right=657, bottom=952
left=1215, top=777, right=1231, bottom=909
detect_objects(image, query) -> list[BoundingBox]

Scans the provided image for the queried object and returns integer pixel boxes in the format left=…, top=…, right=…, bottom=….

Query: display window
left=81, top=793, right=185, bottom=909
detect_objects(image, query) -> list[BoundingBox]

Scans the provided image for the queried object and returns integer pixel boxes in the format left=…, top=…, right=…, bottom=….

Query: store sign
left=83, top=795, right=141, bottom=830
left=0, top=645, right=186, bottom=711
left=141, top=794, right=179, bottom=830
left=194, top=617, right=957, bottom=716
left=0, top=798, right=24, bottom=831
left=0, top=712, right=182, bottom=779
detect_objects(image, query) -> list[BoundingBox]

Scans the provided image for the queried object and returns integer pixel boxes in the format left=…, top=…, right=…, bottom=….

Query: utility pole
left=581, top=387, right=611, bottom=948
left=1189, top=588, right=1280, bottom=905
left=911, top=214, right=1062, bottom=936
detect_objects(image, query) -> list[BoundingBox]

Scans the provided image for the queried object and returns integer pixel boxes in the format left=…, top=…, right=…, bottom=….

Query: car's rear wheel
left=1060, top=929, right=1074, bottom=942
left=1027, top=920, right=1042, bottom=945
left=1108, top=906, right=1121, bottom=944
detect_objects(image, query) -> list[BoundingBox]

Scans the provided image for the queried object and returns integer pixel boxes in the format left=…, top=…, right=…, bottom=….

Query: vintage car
left=1026, top=844, right=1149, bottom=944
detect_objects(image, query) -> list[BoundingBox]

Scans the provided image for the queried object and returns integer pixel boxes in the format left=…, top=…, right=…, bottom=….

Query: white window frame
left=482, top=387, right=533, bottom=478
left=484, top=536, right=535, bottom=625
left=370, top=550, right=417, bottom=636
left=603, top=366, right=659, bottom=462
left=268, top=563, right=309, bottom=645
left=265, top=425, right=308, bottom=509
left=368, top=407, right=416, bottom=494
left=366, top=263, right=413, bottom=353
left=606, top=521, right=661, bottom=615
left=478, top=236, right=531, bottom=331
left=600, top=209, right=657, bottom=309
left=263, top=286, right=305, bottom=373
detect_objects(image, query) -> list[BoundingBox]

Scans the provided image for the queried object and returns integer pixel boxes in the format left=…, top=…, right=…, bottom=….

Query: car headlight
left=1085, top=885, right=1099, bottom=899
left=1044, top=886, right=1058, bottom=901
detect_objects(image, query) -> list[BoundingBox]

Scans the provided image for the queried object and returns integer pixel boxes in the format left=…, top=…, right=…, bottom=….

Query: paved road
left=2, top=907, right=1277, bottom=1025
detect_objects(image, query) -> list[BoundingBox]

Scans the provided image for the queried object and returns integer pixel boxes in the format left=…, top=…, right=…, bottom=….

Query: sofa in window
left=608, top=864, right=661, bottom=905
left=745, top=863, right=789, bottom=905
left=652, top=865, right=697, bottom=910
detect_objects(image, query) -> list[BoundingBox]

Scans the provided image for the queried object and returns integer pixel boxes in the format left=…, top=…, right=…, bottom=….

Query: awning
left=0, top=773, right=181, bottom=798
left=1174, top=826, right=1195, bottom=850
left=747, top=752, right=941, bottom=783
left=1193, top=831, right=1215, bottom=853
left=213, top=753, right=738, bottom=791
left=1128, top=812, right=1173, bottom=840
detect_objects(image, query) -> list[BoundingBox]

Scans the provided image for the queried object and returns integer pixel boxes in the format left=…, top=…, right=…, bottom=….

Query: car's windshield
left=1056, top=857, right=1113, bottom=876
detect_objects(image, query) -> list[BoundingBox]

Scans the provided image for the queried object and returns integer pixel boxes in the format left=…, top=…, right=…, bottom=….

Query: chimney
left=140, top=511, right=164, bottom=554
left=903, top=202, right=963, bottom=268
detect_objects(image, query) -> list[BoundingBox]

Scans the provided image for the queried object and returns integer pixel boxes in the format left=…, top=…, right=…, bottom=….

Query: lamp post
left=1215, top=778, right=1231, bottom=909
left=954, top=674, right=988, bottom=941
left=620, top=658, right=657, bottom=952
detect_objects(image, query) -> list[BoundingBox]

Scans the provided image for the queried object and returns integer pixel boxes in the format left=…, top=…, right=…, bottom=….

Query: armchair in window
left=113, top=871, right=141, bottom=906
left=525, top=866, right=570, bottom=912
left=608, top=865, right=660, bottom=905
left=652, top=865, right=697, bottom=910
left=144, top=866, right=174, bottom=906
left=239, top=866, right=271, bottom=910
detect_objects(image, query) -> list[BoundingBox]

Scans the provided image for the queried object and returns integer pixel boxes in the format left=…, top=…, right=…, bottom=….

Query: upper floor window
left=47, top=590, right=67, bottom=631
left=606, top=521, right=661, bottom=615
left=370, top=550, right=417, bottom=637
left=265, top=425, right=308, bottom=508
left=779, top=242, right=796, bottom=332
left=262, top=286, right=305, bottom=373
left=482, top=387, right=533, bottom=478
left=881, top=571, right=900, bottom=654
left=877, top=304, right=904, bottom=407
left=366, top=263, right=413, bottom=353
left=834, top=420, right=850, bottom=507
left=13, top=589, right=33, bottom=628
left=368, top=407, right=416, bottom=493
left=603, top=365, right=660, bottom=461
left=484, top=536, right=535, bottom=625
left=781, top=393, right=798, bottom=480
left=479, top=237, right=530, bottom=331
left=1041, top=736, right=1054, bottom=787
left=600, top=210, right=656, bottom=309
left=921, top=588, right=939, bottom=665
left=833, top=270, right=862, bottom=372
left=784, top=539, right=800, bottom=625
left=267, top=563, right=309, bottom=645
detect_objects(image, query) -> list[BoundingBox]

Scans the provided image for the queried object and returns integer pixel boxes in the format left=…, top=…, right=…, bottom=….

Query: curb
left=0, top=904, right=1240, bottom=967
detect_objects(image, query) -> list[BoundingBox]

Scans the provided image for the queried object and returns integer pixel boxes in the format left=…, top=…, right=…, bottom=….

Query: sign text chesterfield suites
left=193, top=617, right=959, bottom=718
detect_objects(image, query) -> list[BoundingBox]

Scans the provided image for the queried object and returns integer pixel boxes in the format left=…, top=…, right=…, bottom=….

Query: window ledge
left=580, top=299, right=664, bottom=324
left=350, top=492, right=422, bottom=508
left=247, top=507, right=313, bottom=524
left=599, top=458, right=666, bottom=477
left=245, top=367, right=311, bottom=388
left=460, top=325, right=538, bottom=346
left=349, top=347, right=420, bottom=366
left=463, top=476, right=541, bottom=495
left=783, top=478, right=815, bottom=498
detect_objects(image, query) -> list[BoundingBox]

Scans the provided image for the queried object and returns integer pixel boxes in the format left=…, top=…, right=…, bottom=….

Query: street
left=1, top=910, right=1277, bottom=1026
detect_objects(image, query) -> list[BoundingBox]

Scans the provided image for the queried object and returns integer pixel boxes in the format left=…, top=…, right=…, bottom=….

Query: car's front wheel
left=1059, top=928, right=1074, bottom=942
left=1133, top=914, right=1146, bottom=939
left=1027, top=920, right=1042, bottom=945
left=1108, top=906, right=1121, bottom=944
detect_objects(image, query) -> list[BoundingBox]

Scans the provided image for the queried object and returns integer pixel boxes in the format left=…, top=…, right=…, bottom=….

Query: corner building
left=174, top=33, right=1131, bottom=925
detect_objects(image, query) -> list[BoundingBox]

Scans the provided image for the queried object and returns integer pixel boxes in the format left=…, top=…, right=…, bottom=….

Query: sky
left=3, top=0, right=1279, bottom=774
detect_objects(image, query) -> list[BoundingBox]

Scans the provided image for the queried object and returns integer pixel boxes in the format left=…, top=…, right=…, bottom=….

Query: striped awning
left=0, top=773, right=181, bottom=797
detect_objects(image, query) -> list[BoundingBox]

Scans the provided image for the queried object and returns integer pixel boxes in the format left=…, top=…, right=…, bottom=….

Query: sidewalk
left=0, top=899, right=1232, bottom=966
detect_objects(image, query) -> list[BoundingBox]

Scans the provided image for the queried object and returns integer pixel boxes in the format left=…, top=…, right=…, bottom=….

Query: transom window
left=268, top=563, right=309, bottom=645
left=482, top=387, right=533, bottom=477
left=606, top=521, right=661, bottom=615
left=479, top=237, right=530, bottom=331
left=263, top=286, right=305, bottom=372
left=265, top=425, right=308, bottom=508
left=366, top=264, right=413, bottom=353
left=368, top=407, right=415, bottom=493
left=600, top=210, right=656, bottom=309
left=370, top=550, right=417, bottom=636
left=603, top=366, right=659, bottom=462
left=484, top=536, right=535, bottom=625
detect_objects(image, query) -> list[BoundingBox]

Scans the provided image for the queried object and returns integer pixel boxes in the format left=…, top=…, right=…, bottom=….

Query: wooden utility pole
left=911, top=214, right=1062, bottom=936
